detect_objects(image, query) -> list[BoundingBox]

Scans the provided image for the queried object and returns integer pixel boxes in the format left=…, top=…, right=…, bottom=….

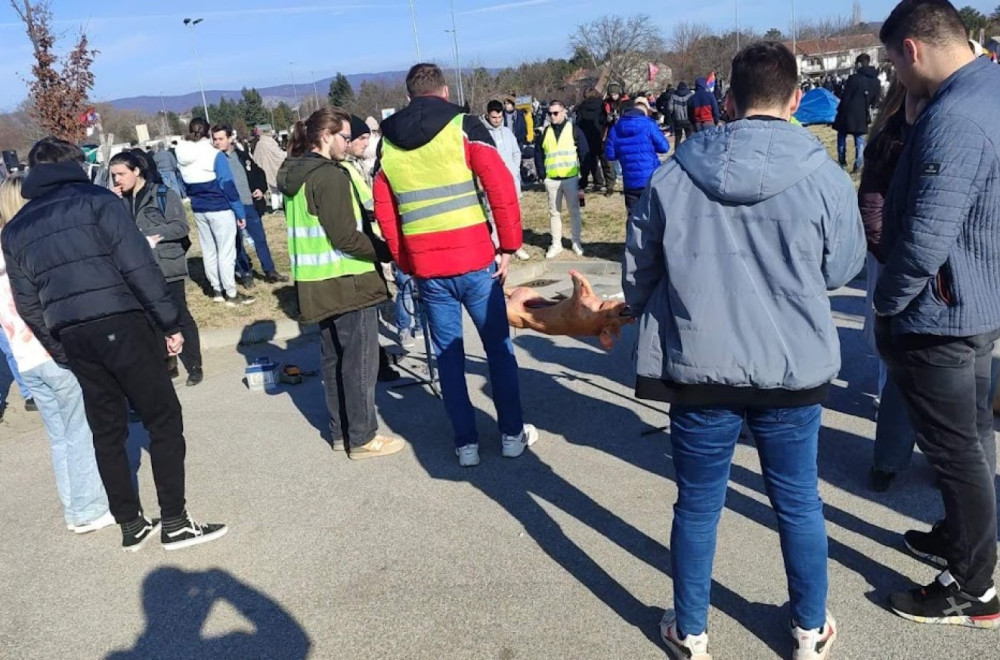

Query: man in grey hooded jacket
left=623, top=42, right=864, bottom=660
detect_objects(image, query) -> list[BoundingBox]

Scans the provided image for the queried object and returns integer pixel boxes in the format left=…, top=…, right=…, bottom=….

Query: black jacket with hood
left=1, top=162, right=179, bottom=363
left=833, top=65, right=882, bottom=135
left=277, top=153, right=388, bottom=325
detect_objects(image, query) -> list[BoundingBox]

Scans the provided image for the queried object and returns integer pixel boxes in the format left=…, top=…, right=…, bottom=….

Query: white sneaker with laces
left=545, top=245, right=563, bottom=259
left=399, top=329, right=416, bottom=349
left=660, top=610, right=711, bottom=660
left=791, top=612, right=837, bottom=660
left=571, top=241, right=585, bottom=256
left=456, top=443, right=480, bottom=467
left=501, top=424, right=538, bottom=458
left=68, top=510, right=116, bottom=534
left=514, top=248, right=530, bottom=260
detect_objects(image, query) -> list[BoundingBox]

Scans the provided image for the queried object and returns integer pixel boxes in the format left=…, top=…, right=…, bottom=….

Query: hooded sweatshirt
left=277, top=153, right=387, bottom=324
left=688, top=77, right=719, bottom=125
left=373, top=95, right=521, bottom=278
left=623, top=119, right=866, bottom=406
left=174, top=138, right=245, bottom=219
left=669, top=83, right=694, bottom=123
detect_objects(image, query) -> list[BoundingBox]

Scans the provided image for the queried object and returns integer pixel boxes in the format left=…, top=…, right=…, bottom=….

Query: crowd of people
left=1, top=0, right=1000, bottom=658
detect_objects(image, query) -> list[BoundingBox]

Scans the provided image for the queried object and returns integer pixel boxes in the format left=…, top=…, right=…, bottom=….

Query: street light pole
left=310, top=71, right=320, bottom=112
left=408, top=0, right=421, bottom=60
left=183, top=18, right=210, bottom=122
left=289, top=62, right=301, bottom=120
left=735, top=0, right=740, bottom=52
left=159, top=92, right=168, bottom=137
left=447, top=0, right=464, bottom=107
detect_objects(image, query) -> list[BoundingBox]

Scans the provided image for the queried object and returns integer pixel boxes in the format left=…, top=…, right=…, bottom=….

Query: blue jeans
left=395, top=267, right=414, bottom=332
left=873, top=363, right=917, bottom=473
left=160, top=171, right=182, bottom=198
left=0, top=328, right=31, bottom=403
left=669, top=404, right=828, bottom=635
left=417, top=264, right=523, bottom=447
left=236, top=204, right=275, bottom=275
left=836, top=132, right=865, bottom=171
left=21, top=360, right=109, bottom=526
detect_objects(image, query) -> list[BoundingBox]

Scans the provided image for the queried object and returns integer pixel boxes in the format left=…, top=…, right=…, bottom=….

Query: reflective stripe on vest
left=283, top=177, right=376, bottom=282
left=542, top=122, right=580, bottom=178
left=344, top=161, right=374, bottom=211
left=379, top=114, right=487, bottom=237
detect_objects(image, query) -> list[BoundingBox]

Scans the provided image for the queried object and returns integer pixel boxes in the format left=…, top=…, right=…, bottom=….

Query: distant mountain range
left=108, top=70, right=410, bottom=114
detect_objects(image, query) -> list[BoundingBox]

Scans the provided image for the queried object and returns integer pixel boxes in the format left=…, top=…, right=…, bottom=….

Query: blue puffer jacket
left=605, top=109, right=670, bottom=191
left=875, top=57, right=1000, bottom=337
left=623, top=119, right=865, bottom=406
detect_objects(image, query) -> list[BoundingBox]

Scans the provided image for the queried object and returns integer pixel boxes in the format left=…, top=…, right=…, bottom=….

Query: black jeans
left=579, top=146, right=605, bottom=190
left=673, top=121, right=693, bottom=144
left=624, top=188, right=644, bottom=217
left=876, top=318, right=999, bottom=593
left=167, top=280, right=202, bottom=372
left=600, top=150, right=616, bottom=188
left=319, top=305, right=379, bottom=449
left=60, top=312, right=186, bottom=523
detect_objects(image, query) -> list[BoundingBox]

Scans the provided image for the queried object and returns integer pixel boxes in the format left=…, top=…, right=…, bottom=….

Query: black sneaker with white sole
left=890, top=574, right=1000, bottom=629
left=161, top=512, right=228, bottom=551
left=121, top=514, right=160, bottom=552
left=904, top=519, right=948, bottom=568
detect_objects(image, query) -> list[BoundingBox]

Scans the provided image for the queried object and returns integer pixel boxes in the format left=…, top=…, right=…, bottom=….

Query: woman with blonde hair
left=0, top=174, right=112, bottom=532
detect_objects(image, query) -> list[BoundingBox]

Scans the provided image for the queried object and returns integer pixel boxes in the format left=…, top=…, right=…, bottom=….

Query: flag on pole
left=705, top=72, right=717, bottom=93
left=648, top=62, right=660, bottom=82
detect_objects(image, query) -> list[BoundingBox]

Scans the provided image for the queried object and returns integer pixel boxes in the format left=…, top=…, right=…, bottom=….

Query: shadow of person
left=378, top=328, right=791, bottom=655
left=106, top=567, right=311, bottom=660
left=234, top=320, right=330, bottom=446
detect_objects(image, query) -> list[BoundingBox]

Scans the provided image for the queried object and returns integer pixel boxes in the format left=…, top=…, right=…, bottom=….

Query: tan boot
left=348, top=435, right=405, bottom=460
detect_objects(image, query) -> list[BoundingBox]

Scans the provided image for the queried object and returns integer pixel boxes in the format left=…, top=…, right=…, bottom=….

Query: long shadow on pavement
left=380, top=327, right=792, bottom=655
left=105, top=567, right=310, bottom=659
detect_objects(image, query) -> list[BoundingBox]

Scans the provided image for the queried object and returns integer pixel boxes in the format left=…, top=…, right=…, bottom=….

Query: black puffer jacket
left=125, top=182, right=190, bottom=283
left=1, top=163, right=179, bottom=362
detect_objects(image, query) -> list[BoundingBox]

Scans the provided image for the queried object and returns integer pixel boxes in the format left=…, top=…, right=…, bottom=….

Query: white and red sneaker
left=792, top=611, right=837, bottom=660
left=660, top=609, right=711, bottom=660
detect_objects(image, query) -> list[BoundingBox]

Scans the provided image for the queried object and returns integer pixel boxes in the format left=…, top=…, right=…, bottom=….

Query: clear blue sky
left=0, top=0, right=995, bottom=109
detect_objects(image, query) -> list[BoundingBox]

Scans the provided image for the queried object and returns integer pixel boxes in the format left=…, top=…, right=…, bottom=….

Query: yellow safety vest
left=379, top=114, right=487, bottom=237
left=284, top=168, right=376, bottom=282
left=542, top=121, right=580, bottom=178
left=342, top=160, right=382, bottom=239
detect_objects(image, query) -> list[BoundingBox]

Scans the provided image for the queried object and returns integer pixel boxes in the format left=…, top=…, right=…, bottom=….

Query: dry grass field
left=184, top=124, right=848, bottom=330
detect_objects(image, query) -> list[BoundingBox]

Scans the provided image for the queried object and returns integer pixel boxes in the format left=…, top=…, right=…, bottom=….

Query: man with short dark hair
left=874, top=0, right=1000, bottom=628
left=374, top=63, right=536, bottom=468
left=832, top=53, right=882, bottom=172
left=211, top=124, right=287, bottom=285
left=624, top=42, right=864, bottom=659
left=533, top=100, right=589, bottom=258
left=2, top=137, right=227, bottom=552
left=502, top=98, right=527, bottom=147
left=484, top=100, right=529, bottom=260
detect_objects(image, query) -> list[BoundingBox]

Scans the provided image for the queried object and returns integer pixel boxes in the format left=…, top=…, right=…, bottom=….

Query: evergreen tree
left=238, top=87, right=270, bottom=127
left=328, top=73, right=354, bottom=107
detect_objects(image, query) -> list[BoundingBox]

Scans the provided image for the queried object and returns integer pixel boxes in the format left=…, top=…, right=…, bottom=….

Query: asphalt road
left=1, top=270, right=997, bottom=659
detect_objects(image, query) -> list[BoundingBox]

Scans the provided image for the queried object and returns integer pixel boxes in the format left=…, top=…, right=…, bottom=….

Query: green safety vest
left=379, top=114, right=487, bottom=237
left=542, top=121, right=580, bottom=178
left=284, top=171, right=376, bottom=282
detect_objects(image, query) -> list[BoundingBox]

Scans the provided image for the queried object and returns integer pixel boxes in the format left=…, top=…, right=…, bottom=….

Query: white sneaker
left=571, top=241, right=585, bottom=256
left=456, top=443, right=480, bottom=467
left=399, top=328, right=416, bottom=349
left=660, top=610, right=711, bottom=660
left=68, top=510, right=116, bottom=534
left=501, top=424, right=538, bottom=458
left=514, top=248, right=530, bottom=260
left=545, top=245, right=563, bottom=259
left=792, top=612, right=837, bottom=660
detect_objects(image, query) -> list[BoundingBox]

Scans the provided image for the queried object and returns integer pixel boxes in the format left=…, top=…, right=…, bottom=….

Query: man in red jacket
left=374, top=63, right=537, bottom=467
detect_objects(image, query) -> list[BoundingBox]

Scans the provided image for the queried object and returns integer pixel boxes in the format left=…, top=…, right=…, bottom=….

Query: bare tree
left=795, top=15, right=857, bottom=40
left=10, top=0, right=97, bottom=141
left=569, top=15, right=665, bottom=90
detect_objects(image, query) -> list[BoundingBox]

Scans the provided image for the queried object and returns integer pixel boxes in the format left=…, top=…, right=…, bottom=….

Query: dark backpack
left=154, top=184, right=192, bottom=253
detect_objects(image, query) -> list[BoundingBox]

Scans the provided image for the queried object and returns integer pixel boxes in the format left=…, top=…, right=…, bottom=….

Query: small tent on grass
left=794, top=88, right=839, bottom=126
